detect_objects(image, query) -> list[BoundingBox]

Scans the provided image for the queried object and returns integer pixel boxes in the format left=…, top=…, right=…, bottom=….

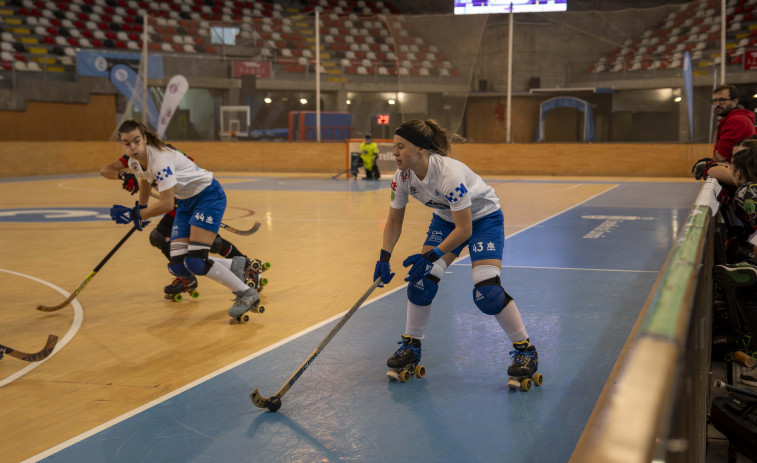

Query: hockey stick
left=149, top=191, right=261, bottom=236
left=713, top=379, right=757, bottom=400
left=36, top=227, right=137, bottom=312
left=250, top=278, right=382, bottom=412
left=0, top=335, right=58, bottom=362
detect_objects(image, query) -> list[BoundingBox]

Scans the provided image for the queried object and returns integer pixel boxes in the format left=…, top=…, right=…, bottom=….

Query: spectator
left=712, top=85, right=756, bottom=163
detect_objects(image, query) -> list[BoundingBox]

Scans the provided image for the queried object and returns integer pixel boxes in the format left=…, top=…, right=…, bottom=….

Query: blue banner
left=683, top=51, right=694, bottom=142
left=76, top=50, right=163, bottom=78
left=110, top=63, right=159, bottom=129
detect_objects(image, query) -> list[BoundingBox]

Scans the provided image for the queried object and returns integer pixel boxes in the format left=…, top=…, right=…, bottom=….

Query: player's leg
left=151, top=213, right=198, bottom=296
left=388, top=215, right=461, bottom=370
left=174, top=181, right=260, bottom=317
left=469, top=210, right=538, bottom=378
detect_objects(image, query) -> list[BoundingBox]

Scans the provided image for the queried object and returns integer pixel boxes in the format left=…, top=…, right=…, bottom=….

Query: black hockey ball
left=267, top=398, right=282, bottom=412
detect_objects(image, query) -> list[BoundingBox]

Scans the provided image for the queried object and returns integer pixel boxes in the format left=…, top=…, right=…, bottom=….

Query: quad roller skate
left=507, top=339, right=542, bottom=391
left=246, top=258, right=271, bottom=292
left=228, top=285, right=265, bottom=324
left=386, top=335, right=426, bottom=382
left=164, top=276, right=199, bottom=302
left=231, top=256, right=271, bottom=292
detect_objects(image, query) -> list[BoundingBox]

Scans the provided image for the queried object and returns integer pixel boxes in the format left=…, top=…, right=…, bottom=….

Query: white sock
left=495, top=301, right=528, bottom=344
left=405, top=301, right=432, bottom=339
left=206, top=262, right=250, bottom=293
left=209, top=256, right=232, bottom=270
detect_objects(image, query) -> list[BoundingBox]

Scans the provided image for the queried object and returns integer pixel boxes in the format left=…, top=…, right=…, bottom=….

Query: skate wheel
left=520, top=378, right=532, bottom=391
left=237, top=313, right=251, bottom=324
left=399, top=369, right=411, bottom=382
left=172, top=293, right=183, bottom=302
left=190, top=290, right=199, bottom=299
left=387, top=369, right=400, bottom=382
left=532, top=373, right=543, bottom=387
left=257, top=305, right=265, bottom=314
left=507, top=378, right=519, bottom=390
left=262, top=262, right=271, bottom=270
left=260, top=278, right=269, bottom=286
left=250, top=261, right=261, bottom=271
left=414, top=364, right=426, bottom=378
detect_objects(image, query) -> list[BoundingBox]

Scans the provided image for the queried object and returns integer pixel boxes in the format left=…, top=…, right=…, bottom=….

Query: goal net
left=346, top=138, right=395, bottom=179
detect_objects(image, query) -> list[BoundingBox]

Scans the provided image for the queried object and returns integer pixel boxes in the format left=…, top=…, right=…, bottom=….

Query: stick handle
left=273, top=278, right=382, bottom=400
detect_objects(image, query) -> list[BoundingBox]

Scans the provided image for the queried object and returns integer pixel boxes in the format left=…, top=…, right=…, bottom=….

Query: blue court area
left=38, top=181, right=701, bottom=463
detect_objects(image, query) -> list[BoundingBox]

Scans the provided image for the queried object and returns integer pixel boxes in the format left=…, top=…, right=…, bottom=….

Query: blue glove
left=373, top=249, right=395, bottom=287
left=403, top=247, right=444, bottom=283
left=110, top=202, right=150, bottom=231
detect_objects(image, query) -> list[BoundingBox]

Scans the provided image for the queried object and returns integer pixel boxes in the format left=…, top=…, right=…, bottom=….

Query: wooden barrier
left=0, top=141, right=713, bottom=178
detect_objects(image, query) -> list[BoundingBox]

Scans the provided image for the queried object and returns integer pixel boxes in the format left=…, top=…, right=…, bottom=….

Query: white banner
left=157, top=75, right=189, bottom=138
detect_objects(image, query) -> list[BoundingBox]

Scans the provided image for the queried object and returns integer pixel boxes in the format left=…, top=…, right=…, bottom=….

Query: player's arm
left=708, top=164, right=738, bottom=186
left=436, top=207, right=473, bottom=254
left=100, top=159, right=126, bottom=179
left=382, top=206, right=405, bottom=254
left=139, top=185, right=174, bottom=219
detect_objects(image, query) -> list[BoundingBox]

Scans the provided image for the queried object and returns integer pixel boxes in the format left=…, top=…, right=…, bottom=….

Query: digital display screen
left=377, top=114, right=390, bottom=125
left=454, top=0, right=567, bottom=14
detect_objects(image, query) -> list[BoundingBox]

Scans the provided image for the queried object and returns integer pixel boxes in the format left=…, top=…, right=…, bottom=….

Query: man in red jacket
left=712, top=84, right=756, bottom=163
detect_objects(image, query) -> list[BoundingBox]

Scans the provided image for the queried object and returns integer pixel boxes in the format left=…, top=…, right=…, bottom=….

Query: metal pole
left=142, top=13, right=148, bottom=126
left=720, top=0, right=726, bottom=84
left=506, top=4, right=513, bottom=143
left=316, top=8, right=321, bottom=142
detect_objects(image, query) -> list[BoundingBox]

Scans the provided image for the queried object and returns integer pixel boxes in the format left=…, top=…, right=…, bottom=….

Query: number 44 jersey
left=128, top=145, right=213, bottom=200
left=389, top=153, right=500, bottom=222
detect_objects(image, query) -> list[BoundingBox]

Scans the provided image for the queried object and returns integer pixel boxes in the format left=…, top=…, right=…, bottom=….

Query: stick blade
left=238, top=222, right=262, bottom=236
left=250, top=389, right=271, bottom=408
left=36, top=302, right=68, bottom=312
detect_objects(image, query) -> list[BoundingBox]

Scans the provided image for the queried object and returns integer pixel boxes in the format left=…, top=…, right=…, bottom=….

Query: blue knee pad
left=407, top=275, right=440, bottom=306
left=168, top=257, right=193, bottom=278
left=473, top=276, right=513, bottom=315
left=183, top=248, right=214, bottom=276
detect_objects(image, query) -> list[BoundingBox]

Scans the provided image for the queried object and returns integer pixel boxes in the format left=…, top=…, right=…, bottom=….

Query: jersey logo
left=391, top=181, right=397, bottom=191
left=424, top=200, right=450, bottom=210
left=155, top=166, right=174, bottom=182
left=446, top=183, right=469, bottom=204
left=401, top=171, right=409, bottom=182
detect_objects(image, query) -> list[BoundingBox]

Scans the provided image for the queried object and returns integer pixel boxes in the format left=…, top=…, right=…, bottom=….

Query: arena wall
left=0, top=141, right=712, bottom=178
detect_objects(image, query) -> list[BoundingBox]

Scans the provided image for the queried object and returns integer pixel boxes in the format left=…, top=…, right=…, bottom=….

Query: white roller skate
left=507, top=339, right=542, bottom=391
left=386, top=335, right=425, bottom=382
left=228, top=286, right=264, bottom=324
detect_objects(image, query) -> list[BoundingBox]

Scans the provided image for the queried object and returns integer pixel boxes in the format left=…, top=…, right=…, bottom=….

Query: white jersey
left=390, top=153, right=500, bottom=222
left=128, top=145, right=213, bottom=200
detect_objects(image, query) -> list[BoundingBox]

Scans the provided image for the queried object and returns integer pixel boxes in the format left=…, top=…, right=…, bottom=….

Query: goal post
left=345, top=138, right=395, bottom=179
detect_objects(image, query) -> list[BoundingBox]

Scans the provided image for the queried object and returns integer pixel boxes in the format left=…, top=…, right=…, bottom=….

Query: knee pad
left=473, top=276, right=513, bottom=315
left=407, top=275, right=439, bottom=307
left=209, top=234, right=225, bottom=255
left=168, top=256, right=192, bottom=278
left=183, top=248, right=214, bottom=276
left=149, top=228, right=168, bottom=249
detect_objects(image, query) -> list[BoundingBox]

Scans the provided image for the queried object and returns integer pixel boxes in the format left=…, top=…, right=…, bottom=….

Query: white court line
left=0, top=269, right=83, bottom=388
left=24, top=182, right=621, bottom=462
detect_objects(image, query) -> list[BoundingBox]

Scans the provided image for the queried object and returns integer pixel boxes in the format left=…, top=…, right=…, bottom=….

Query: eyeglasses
left=711, top=98, right=733, bottom=105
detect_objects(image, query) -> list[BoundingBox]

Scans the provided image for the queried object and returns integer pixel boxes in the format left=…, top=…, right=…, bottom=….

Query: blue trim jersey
left=389, top=153, right=500, bottom=222
left=128, top=145, right=213, bottom=200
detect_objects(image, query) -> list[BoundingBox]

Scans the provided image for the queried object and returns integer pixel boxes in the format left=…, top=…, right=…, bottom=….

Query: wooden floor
left=0, top=173, right=695, bottom=462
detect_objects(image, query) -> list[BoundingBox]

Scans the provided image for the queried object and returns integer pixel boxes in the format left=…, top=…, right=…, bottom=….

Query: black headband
left=395, top=125, right=433, bottom=150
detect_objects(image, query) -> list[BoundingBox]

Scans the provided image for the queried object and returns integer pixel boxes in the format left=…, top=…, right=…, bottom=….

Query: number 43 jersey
left=390, top=153, right=500, bottom=222
left=128, top=145, right=213, bottom=200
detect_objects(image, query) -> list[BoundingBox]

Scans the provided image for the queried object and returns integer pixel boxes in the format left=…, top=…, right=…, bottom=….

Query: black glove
left=691, top=158, right=716, bottom=180
left=118, top=171, right=139, bottom=194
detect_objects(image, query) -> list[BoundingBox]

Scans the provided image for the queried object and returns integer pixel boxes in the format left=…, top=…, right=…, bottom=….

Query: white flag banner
left=157, top=75, right=189, bottom=138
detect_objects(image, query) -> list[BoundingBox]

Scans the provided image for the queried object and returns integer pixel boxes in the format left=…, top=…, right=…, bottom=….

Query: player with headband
left=373, top=119, right=540, bottom=389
